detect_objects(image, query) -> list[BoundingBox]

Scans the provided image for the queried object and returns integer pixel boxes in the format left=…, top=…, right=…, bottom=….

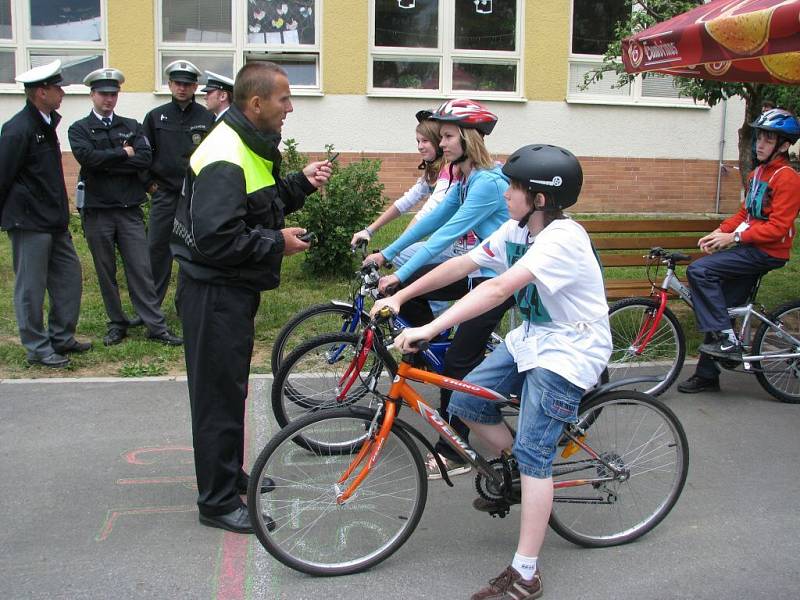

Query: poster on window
left=248, top=0, right=315, bottom=45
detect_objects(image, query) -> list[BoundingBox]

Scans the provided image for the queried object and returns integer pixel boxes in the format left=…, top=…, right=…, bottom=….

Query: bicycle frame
left=635, top=253, right=800, bottom=370
left=333, top=330, right=624, bottom=505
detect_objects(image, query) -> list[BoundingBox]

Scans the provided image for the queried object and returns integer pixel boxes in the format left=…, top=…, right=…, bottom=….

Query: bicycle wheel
left=607, top=297, right=686, bottom=396
left=271, top=302, right=367, bottom=373
left=753, top=300, right=800, bottom=404
left=248, top=408, right=427, bottom=576
left=549, top=390, right=688, bottom=547
left=272, top=332, right=396, bottom=450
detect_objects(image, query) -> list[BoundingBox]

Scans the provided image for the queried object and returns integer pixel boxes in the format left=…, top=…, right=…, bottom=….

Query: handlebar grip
left=411, top=340, right=430, bottom=352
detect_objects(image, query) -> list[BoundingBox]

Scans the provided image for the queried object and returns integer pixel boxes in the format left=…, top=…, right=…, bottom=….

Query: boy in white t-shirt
left=372, top=145, right=611, bottom=600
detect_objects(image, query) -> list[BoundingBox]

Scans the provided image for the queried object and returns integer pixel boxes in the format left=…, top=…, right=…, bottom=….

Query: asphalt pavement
left=1, top=367, right=798, bottom=600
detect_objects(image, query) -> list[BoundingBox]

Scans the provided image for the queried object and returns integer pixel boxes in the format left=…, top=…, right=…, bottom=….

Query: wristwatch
left=733, top=231, right=741, bottom=244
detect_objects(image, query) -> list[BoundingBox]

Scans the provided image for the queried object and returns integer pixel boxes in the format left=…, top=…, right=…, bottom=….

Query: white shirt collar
left=93, top=110, right=114, bottom=123
left=39, top=111, right=51, bottom=125
left=215, top=106, right=230, bottom=122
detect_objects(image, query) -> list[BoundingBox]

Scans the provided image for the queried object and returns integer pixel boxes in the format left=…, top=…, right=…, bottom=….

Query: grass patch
left=1, top=213, right=798, bottom=378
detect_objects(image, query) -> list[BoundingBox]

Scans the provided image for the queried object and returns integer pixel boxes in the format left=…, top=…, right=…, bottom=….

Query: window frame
left=0, top=0, right=107, bottom=93
left=567, top=1, right=706, bottom=108
left=155, top=0, right=322, bottom=95
left=368, top=0, right=524, bottom=101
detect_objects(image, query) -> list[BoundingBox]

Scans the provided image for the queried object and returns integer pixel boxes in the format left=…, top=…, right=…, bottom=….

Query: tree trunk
left=736, top=85, right=765, bottom=187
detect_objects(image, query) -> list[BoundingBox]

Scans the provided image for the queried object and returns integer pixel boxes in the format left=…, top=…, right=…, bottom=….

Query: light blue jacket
left=382, top=165, right=510, bottom=282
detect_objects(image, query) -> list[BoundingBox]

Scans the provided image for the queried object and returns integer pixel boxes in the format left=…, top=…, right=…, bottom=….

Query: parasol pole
left=715, top=99, right=727, bottom=214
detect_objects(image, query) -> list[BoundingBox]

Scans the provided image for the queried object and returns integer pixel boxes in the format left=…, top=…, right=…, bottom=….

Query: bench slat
left=599, top=252, right=702, bottom=267
left=578, top=219, right=718, bottom=233
left=592, top=235, right=702, bottom=250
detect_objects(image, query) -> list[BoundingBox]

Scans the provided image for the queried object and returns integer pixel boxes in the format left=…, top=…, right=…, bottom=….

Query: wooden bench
left=576, top=218, right=722, bottom=301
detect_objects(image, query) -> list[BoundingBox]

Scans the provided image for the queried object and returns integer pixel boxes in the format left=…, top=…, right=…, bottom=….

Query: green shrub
left=283, top=142, right=387, bottom=278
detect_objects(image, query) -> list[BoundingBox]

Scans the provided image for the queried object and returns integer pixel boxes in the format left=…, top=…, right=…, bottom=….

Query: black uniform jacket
left=171, top=104, right=316, bottom=291
left=67, top=113, right=152, bottom=209
left=142, top=98, right=214, bottom=193
left=0, top=101, right=69, bottom=232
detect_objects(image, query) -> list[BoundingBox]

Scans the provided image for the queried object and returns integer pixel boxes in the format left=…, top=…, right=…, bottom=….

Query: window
left=568, top=0, right=691, bottom=105
left=0, top=0, right=106, bottom=89
left=157, top=0, right=320, bottom=93
left=370, top=0, right=523, bottom=98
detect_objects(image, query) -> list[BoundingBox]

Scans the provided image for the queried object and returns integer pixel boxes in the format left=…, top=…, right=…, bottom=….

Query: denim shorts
left=447, top=342, right=585, bottom=478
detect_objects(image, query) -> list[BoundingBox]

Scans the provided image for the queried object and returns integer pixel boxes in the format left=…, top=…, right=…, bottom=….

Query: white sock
left=721, top=328, right=737, bottom=343
left=511, top=552, right=537, bottom=581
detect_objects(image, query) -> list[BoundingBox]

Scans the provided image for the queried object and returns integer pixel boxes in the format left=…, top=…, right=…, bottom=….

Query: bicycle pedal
left=489, top=508, right=510, bottom=519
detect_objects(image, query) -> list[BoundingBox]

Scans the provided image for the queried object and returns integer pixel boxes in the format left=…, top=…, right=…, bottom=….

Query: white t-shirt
left=468, top=218, right=611, bottom=389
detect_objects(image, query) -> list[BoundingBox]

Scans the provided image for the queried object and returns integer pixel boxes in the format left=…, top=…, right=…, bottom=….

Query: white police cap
left=16, top=59, right=63, bottom=88
left=83, top=67, right=125, bottom=92
left=201, top=71, right=234, bottom=93
left=164, top=60, right=201, bottom=84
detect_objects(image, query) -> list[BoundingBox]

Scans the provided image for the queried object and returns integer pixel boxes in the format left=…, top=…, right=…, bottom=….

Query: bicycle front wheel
left=549, top=390, right=689, bottom=548
left=271, top=302, right=367, bottom=373
left=607, top=298, right=686, bottom=396
left=753, top=300, right=800, bottom=404
left=272, top=332, right=396, bottom=451
left=248, top=408, right=428, bottom=576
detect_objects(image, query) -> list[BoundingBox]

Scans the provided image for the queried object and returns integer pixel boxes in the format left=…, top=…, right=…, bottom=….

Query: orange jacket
left=719, top=156, right=800, bottom=260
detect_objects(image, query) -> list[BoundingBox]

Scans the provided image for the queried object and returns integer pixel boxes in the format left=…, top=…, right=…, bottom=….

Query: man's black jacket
left=67, top=113, right=152, bottom=209
left=0, top=101, right=69, bottom=232
left=142, top=98, right=213, bottom=193
left=171, top=104, right=316, bottom=291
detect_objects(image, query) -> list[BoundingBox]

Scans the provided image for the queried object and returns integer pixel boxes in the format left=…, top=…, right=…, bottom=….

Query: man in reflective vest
left=171, top=61, right=332, bottom=534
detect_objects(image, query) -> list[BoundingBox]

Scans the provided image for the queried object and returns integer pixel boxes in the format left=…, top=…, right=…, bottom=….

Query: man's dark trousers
left=148, top=188, right=180, bottom=306
left=176, top=271, right=259, bottom=516
left=687, top=245, right=785, bottom=379
left=82, top=206, right=168, bottom=333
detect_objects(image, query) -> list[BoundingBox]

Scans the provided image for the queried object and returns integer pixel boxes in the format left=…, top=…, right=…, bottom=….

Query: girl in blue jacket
left=365, top=98, right=512, bottom=479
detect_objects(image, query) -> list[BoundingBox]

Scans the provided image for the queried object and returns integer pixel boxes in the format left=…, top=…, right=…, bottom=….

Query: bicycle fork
left=628, top=290, right=670, bottom=355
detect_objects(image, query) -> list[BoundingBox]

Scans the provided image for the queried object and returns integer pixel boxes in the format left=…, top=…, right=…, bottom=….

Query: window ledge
left=152, top=89, right=323, bottom=97
left=367, top=90, right=527, bottom=103
left=566, top=96, right=710, bottom=110
left=0, top=86, right=90, bottom=95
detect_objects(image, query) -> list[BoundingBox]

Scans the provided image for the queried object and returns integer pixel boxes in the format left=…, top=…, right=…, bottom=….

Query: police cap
left=201, top=71, right=234, bottom=93
left=16, top=59, right=63, bottom=88
left=83, top=67, right=125, bottom=92
left=164, top=60, right=201, bottom=84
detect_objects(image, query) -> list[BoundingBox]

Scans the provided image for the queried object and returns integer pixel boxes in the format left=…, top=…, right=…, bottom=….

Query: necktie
left=102, top=117, right=111, bottom=127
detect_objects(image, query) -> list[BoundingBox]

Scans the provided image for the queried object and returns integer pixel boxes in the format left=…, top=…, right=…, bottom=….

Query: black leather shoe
left=198, top=506, right=275, bottom=534
left=53, top=339, right=92, bottom=354
left=677, top=375, right=720, bottom=394
left=27, top=352, right=70, bottom=368
left=237, top=475, right=276, bottom=494
left=148, top=330, right=183, bottom=346
left=128, top=315, right=144, bottom=328
left=103, top=328, right=127, bottom=346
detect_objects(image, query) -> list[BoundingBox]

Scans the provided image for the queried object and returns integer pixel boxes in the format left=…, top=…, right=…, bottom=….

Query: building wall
left=1, top=0, right=750, bottom=214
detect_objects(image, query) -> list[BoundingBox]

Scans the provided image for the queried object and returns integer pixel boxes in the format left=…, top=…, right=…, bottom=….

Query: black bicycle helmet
left=502, top=144, right=583, bottom=211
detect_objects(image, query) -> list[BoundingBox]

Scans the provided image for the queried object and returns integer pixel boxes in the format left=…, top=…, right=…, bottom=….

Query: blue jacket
left=382, top=165, right=509, bottom=282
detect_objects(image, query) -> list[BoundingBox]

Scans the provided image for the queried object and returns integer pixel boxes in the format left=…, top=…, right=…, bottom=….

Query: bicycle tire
left=607, top=297, right=686, bottom=396
left=549, top=390, right=689, bottom=547
left=248, top=407, right=428, bottom=576
left=753, top=300, right=800, bottom=404
left=271, top=302, right=368, bottom=373
left=272, top=332, right=397, bottom=451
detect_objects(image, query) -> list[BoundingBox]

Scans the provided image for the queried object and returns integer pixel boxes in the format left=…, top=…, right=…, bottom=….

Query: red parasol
left=622, top=0, right=800, bottom=84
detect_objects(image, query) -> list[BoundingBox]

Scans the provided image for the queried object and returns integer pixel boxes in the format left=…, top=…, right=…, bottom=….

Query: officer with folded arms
left=68, top=68, right=182, bottom=348
left=142, top=60, right=214, bottom=308
left=202, top=71, right=234, bottom=122
left=0, top=60, right=89, bottom=367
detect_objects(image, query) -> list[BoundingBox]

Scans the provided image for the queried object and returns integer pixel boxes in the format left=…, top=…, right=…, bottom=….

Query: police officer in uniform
left=142, top=60, right=214, bottom=307
left=68, top=68, right=182, bottom=347
left=0, top=60, right=89, bottom=367
left=171, top=62, right=333, bottom=533
left=202, top=71, right=234, bottom=122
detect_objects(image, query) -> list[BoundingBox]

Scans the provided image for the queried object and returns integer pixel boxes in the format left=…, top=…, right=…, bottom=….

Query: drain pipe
left=714, top=99, right=727, bottom=214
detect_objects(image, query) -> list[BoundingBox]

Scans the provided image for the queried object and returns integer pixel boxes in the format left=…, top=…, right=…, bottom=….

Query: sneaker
left=677, top=374, right=720, bottom=394
left=471, top=565, right=542, bottom=600
left=472, top=496, right=511, bottom=515
left=425, top=452, right=471, bottom=480
left=699, top=338, right=742, bottom=358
